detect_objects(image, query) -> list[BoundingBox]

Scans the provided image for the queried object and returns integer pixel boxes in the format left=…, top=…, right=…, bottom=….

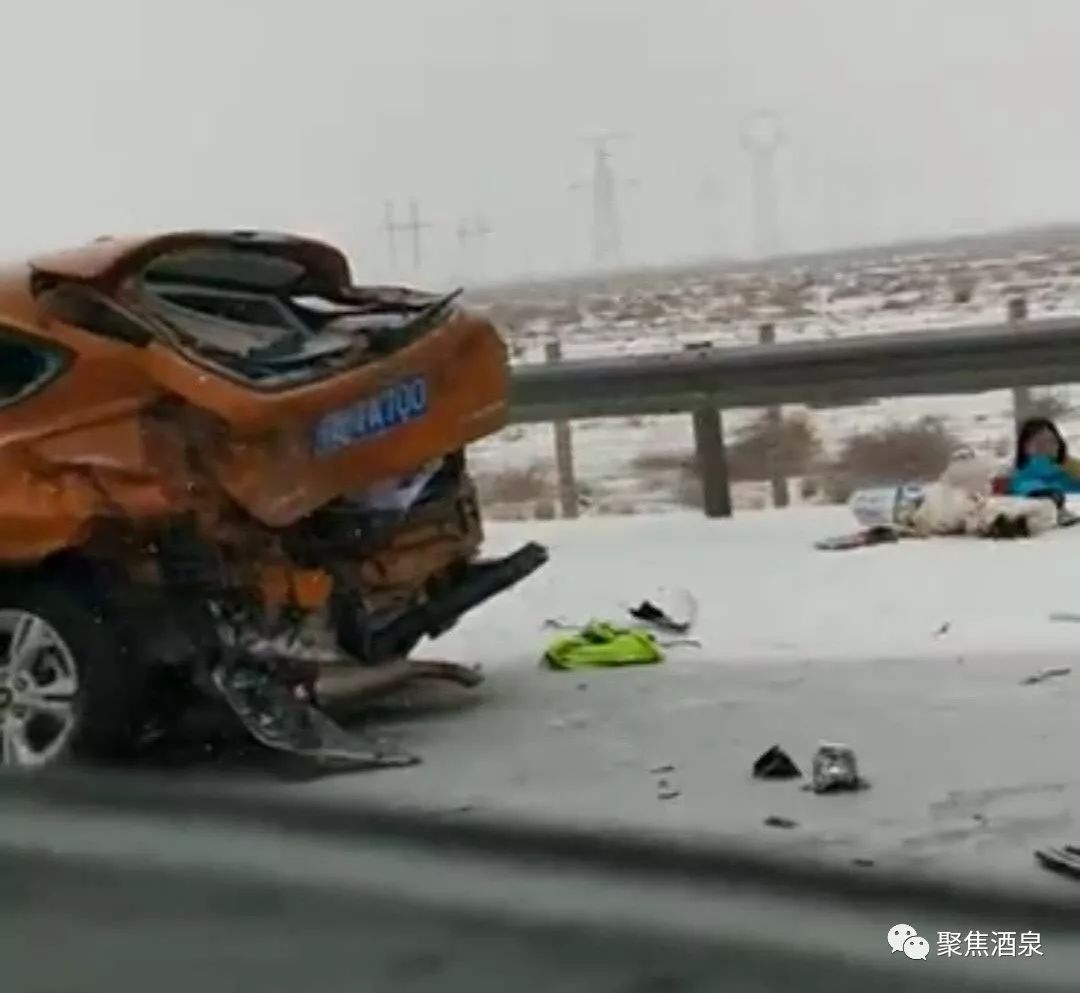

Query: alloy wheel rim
left=0, top=610, right=79, bottom=767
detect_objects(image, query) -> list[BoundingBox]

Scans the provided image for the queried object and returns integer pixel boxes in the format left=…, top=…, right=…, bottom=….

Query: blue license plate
left=312, top=376, right=429, bottom=455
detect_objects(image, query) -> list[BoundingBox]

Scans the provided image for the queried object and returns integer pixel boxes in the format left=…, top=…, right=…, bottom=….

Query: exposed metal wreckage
left=0, top=230, right=548, bottom=771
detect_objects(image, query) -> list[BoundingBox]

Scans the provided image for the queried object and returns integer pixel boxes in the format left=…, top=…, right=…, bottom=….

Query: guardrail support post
left=758, top=322, right=790, bottom=509
left=544, top=340, right=579, bottom=519
left=1008, top=296, right=1032, bottom=429
left=692, top=404, right=732, bottom=519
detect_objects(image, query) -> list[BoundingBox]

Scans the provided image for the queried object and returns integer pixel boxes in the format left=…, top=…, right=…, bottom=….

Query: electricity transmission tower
left=381, top=198, right=432, bottom=270
left=457, top=213, right=492, bottom=252
left=571, top=133, right=632, bottom=267
left=381, top=201, right=399, bottom=268
left=740, top=110, right=787, bottom=258
left=456, top=213, right=493, bottom=278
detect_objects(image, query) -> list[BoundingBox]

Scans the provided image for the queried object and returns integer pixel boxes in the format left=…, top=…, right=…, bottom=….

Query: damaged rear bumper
left=335, top=541, right=549, bottom=665
left=208, top=542, right=548, bottom=769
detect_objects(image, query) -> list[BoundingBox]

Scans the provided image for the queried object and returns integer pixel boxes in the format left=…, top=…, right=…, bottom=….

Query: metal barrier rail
left=506, top=308, right=1067, bottom=517
left=508, top=314, right=1080, bottom=422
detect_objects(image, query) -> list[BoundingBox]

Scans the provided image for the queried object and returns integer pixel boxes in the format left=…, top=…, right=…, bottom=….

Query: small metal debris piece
left=629, top=599, right=691, bottom=634
left=1021, top=666, right=1072, bottom=686
left=752, top=745, right=802, bottom=780
left=657, top=789, right=681, bottom=801
left=650, top=763, right=676, bottom=775
left=810, top=742, right=868, bottom=794
left=764, top=816, right=798, bottom=829
left=934, top=622, right=951, bottom=638
left=1048, top=612, right=1080, bottom=624
left=852, top=858, right=875, bottom=868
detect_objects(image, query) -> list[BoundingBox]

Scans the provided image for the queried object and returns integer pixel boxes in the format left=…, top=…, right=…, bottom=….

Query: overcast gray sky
left=5, top=0, right=1080, bottom=283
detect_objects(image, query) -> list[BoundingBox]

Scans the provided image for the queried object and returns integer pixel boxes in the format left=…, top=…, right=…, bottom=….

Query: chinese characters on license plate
left=313, top=376, right=428, bottom=456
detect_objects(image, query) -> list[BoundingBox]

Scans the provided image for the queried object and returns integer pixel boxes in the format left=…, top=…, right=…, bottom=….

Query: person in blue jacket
left=1008, top=416, right=1080, bottom=505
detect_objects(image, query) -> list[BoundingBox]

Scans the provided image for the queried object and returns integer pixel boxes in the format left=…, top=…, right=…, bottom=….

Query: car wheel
left=0, top=581, right=141, bottom=769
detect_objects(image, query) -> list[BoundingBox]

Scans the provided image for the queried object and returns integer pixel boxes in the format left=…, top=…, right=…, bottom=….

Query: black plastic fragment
left=629, top=600, right=690, bottom=634
left=753, top=745, right=802, bottom=780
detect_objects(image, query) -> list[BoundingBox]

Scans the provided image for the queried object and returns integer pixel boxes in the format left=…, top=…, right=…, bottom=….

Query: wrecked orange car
left=0, top=231, right=546, bottom=769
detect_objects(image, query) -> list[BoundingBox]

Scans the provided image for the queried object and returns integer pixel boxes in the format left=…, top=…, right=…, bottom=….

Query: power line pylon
left=381, top=198, right=432, bottom=270
left=456, top=213, right=493, bottom=278
left=740, top=110, right=787, bottom=258
left=571, top=132, right=633, bottom=267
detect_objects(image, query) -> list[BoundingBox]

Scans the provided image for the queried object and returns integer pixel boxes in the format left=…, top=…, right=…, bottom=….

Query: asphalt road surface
left=4, top=766, right=1080, bottom=993
left=287, top=649, right=1080, bottom=899
left=6, top=647, right=1080, bottom=992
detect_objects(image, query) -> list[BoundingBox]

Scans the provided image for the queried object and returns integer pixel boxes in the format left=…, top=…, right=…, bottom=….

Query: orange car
left=0, top=231, right=546, bottom=769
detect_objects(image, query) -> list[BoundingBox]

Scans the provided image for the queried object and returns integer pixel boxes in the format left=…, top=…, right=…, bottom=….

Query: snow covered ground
left=300, top=509, right=1080, bottom=893
left=432, top=507, right=1080, bottom=668
left=465, top=237, right=1080, bottom=517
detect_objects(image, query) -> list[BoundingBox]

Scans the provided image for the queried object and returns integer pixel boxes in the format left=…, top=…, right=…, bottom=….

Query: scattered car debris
left=752, top=745, right=802, bottom=780
left=852, top=858, right=876, bottom=868
left=545, top=588, right=699, bottom=642
left=629, top=599, right=690, bottom=634
left=546, top=595, right=702, bottom=649
left=212, top=663, right=420, bottom=770
left=1048, top=612, right=1080, bottom=624
left=1021, top=666, right=1072, bottom=686
left=933, top=622, right=951, bottom=638
left=809, top=742, right=870, bottom=794
left=650, top=762, right=681, bottom=800
left=764, top=816, right=798, bottom=829
left=1035, top=845, right=1080, bottom=879
left=631, top=587, right=698, bottom=632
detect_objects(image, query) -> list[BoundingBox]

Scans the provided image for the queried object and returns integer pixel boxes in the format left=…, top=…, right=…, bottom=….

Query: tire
left=0, top=578, right=145, bottom=769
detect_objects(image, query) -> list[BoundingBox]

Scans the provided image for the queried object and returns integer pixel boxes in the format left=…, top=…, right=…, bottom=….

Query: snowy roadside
left=309, top=508, right=1080, bottom=894
left=430, top=506, right=1080, bottom=668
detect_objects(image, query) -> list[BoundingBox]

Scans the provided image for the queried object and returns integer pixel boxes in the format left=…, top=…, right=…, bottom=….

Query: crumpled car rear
left=0, top=230, right=547, bottom=770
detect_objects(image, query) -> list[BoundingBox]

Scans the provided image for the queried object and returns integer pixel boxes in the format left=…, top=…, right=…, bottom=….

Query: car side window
left=0, top=337, right=62, bottom=404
